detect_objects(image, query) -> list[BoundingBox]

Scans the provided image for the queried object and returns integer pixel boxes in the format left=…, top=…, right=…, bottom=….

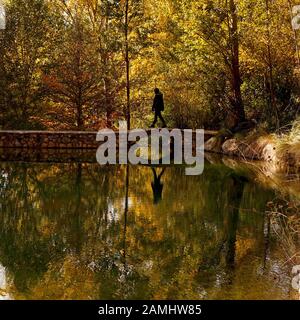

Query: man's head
left=154, top=88, right=160, bottom=94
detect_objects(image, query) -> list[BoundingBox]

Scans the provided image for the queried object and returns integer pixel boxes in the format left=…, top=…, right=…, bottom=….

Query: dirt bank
left=205, top=132, right=300, bottom=175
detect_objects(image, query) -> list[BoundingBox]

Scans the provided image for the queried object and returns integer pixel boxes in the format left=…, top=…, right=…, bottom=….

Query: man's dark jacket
left=153, top=93, right=164, bottom=112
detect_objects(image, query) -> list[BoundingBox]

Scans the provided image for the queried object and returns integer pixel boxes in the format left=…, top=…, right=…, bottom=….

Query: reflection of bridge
left=0, top=148, right=219, bottom=164
left=0, top=130, right=217, bottom=150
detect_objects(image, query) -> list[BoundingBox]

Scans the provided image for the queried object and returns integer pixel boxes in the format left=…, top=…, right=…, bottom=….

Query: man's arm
left=152, top=96, right=157, bottom=111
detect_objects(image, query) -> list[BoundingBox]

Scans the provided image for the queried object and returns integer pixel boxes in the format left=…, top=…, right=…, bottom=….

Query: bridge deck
left=0, top=130, right=217, bottom=149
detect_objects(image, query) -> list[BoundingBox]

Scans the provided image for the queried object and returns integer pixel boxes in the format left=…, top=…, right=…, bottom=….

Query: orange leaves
left=43, top=74, right=64, bottom=91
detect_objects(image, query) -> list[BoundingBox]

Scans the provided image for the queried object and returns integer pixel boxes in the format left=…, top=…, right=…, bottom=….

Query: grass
left=276, top=118, right=300, bottom=149
left=272, top=118, right=300, bottom=174
left=267, top=198, right=300, bottom=267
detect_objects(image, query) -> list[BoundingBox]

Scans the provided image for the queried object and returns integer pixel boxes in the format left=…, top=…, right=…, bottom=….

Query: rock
left=204, top=136, right=224, bottom=153
left=261, top=142, right=277, bottom=162
left=222, top=139, right=240, bottom=156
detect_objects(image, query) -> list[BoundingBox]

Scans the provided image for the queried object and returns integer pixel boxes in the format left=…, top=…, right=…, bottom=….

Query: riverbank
left=205, top=121, right=300, bottom=175
left=0, top=127, right=299, bottom=174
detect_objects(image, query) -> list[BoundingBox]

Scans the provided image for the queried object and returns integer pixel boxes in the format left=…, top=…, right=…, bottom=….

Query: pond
left=0, top=156, right=299, bottom=300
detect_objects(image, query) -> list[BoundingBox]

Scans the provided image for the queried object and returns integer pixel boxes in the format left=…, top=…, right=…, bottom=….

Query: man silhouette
left=151, top=167, right=166, bottom=204
left=151, top=88, right=167, bottom=128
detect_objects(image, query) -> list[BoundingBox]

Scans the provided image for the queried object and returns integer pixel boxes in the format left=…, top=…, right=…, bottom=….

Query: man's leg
left=151, top=111, right=158, bottom=127
left=158, top=111, right=167, bottom=127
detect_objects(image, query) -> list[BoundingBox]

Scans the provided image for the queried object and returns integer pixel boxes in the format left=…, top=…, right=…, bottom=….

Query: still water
left=0, top=158, right=299, bottom=300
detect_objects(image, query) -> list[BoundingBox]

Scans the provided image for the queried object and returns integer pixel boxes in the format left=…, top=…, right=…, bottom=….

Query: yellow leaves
left=42, top=74, right=63, bottom=91
left=149, top=32, right=170, bottom=42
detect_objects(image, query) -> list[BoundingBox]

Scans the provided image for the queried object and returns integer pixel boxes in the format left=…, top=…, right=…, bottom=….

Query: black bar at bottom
left=0, top=300, right=298, bottom=319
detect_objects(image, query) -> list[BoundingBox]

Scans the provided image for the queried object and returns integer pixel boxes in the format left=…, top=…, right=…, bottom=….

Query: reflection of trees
left=224, top=174, right=247, bottom=269
left=0, top=164, right=58, bottom=292
left=0, top=161, right=288, bottom=299
left=0, top=162, right=124, bottom=296
left=196, top=173, right=247, bottom=286
left=70, top=163, right=83, bottom=253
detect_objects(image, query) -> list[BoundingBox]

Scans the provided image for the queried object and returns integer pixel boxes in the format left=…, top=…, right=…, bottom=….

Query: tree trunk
left=104, top=7, right=112, bottom=128
left=77, top=87, right=83, bottom=129
left=265, top=0, right=279, bottom=129
left=77, top=103, right=83, bottom=129
left=229, top=0, right=245, bottom=125
left=125, top=0, right=131, bottom=130
left=104, top=76, right=112, bottom=128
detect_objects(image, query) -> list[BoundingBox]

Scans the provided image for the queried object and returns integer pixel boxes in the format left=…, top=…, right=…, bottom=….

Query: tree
left=43, top=0, right=104, bottom=130
left=240, top=0, right=298, bottom=129
left=228, top=0, right=245, bottom=125
left=124, top=0, right=130, bottom=129
left=0, top=0, right=299, bottom=131
left=83, top=0, right=125, bottom=128
left=0, top=0, right=55, bottom=129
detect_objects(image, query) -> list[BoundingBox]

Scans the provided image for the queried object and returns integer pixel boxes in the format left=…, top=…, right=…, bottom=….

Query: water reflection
left=151, top=167, right=166, bottom=204
left=0, top=161, right=298, bottom=299
left=0, top=264, right=11, bottom=300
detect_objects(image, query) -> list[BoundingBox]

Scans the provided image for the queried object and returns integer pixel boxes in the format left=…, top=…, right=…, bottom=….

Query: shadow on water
left=151, top=167, right=166, bottom=205
left=0, top=157, right=298, bottom=299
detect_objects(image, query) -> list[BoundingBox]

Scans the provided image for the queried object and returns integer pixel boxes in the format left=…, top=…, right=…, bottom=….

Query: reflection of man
left=151, top=167, right=166, bottom=205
